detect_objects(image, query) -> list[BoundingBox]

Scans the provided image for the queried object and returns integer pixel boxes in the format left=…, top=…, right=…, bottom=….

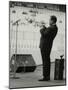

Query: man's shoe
left=38, top=78, right=50, bottom=81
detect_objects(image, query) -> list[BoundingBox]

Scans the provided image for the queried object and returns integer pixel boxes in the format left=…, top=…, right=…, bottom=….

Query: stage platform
left=9, top=62, right=66, bottom=89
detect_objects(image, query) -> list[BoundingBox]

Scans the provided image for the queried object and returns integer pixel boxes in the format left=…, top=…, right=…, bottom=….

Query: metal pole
left=10, top=19, right=20, bottom=79
left=13, top=22, right=18, bottom=78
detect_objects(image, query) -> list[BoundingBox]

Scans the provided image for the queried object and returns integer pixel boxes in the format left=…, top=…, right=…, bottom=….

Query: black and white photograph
left=9, top=1, right=66, bottom=89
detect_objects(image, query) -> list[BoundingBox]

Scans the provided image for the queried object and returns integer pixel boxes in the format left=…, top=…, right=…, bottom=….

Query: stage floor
left=9, top=62, right=66, bottom=89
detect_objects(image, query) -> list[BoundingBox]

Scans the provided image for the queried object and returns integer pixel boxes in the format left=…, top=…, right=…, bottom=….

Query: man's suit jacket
left=39, top=24, right=58, bottom=55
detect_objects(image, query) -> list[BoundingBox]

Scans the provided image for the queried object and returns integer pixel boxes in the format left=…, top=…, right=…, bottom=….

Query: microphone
left=13, top=19, right=21, bottom=25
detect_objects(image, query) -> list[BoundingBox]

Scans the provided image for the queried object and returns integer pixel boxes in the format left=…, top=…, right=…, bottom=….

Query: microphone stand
left=11, top=19, right=20, bottom=79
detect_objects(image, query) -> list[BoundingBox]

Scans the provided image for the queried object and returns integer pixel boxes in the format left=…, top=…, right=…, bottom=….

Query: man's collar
left=50, top=23, right=56, bottom=27
left=52, top=23, right=56, bottom=26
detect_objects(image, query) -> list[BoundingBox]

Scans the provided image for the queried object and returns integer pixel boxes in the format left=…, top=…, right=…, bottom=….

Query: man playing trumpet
left=39, top=15, right=58, bottom=81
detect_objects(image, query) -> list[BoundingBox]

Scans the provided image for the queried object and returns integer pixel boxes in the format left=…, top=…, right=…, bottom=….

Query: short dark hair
left=50, top=15, right=57, bottom=23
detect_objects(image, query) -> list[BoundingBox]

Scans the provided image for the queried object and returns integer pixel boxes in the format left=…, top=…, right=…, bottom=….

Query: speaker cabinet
left=54, top=56, right=64, bottom=80
left=10, top=54, right=36, bottom=73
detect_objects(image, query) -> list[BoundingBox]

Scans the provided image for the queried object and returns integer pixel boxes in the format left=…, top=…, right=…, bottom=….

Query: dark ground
left=9, top=62, right=66, bottom=89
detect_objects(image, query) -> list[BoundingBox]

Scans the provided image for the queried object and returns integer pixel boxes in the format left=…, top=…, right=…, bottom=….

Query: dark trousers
left=40, top=49, right=51, bottom=79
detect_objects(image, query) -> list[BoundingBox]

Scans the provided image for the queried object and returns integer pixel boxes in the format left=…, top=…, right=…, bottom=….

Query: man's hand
left=40, top=25, right=46, bottom=29
left=40, top=25, right=46, bottom=35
